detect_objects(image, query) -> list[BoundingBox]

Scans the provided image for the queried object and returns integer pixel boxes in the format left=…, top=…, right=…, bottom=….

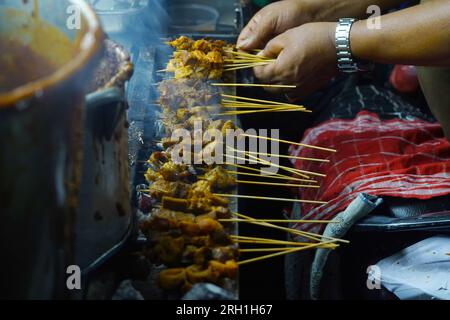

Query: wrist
left=335, top=18, right=374, bottom=73
left=349, top=19, right=378, bottom=62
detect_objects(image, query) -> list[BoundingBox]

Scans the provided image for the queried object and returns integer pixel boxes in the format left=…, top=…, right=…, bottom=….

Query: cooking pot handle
left=85, top=87, right=126, bottom=140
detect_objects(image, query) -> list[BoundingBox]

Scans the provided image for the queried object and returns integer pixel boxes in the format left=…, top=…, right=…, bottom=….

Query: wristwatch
left=335, top=18, right=373, bottom=73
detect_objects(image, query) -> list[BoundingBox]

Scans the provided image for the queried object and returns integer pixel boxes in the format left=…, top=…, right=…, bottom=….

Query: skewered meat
left=203, top=166, right=236, bottom=190
left=158, top=259, right=238, bottom=292
left=159, top=79, right=220, bottom=111
left=166, top=37, right=231, bottom=80
left=147, top=179, right=191, bottom=200
left=168, top=37, right=227, bottom=54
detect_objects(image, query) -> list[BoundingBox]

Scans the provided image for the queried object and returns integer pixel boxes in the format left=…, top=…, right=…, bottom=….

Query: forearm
left=306, top=0, right=408, bottom=21
left=351, top=1, right=450, bottom=66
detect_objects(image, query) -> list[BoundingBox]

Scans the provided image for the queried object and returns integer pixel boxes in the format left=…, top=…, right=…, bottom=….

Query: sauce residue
left=0, top=39, right=56, bottom=93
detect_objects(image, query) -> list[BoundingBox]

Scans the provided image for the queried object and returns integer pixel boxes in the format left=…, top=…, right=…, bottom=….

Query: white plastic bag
left=370, top=235, right=450, bottom=300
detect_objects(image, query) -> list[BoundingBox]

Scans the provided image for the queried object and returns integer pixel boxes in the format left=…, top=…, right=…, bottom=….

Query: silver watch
left=335, top=18, right=373, bottom=73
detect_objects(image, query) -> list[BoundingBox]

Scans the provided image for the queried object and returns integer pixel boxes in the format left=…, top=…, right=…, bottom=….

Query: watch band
left=335, top=18, right=358, bottom=73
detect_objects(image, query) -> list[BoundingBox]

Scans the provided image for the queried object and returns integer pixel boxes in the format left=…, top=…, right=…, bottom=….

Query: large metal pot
left=0, top=0, right=103, bottom=299
left=77, top=40, right=134, bottom=275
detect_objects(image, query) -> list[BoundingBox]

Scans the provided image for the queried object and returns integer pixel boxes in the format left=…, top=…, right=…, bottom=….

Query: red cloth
left=289, top=111, right=450, bottom=234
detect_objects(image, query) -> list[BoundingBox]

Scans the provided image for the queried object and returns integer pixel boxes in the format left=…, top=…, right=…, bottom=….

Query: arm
left=253, top=1, right=450, bottom=98
left=351, top=1, right=450, bottom=66
left=237, top=0, right=408, bottom=49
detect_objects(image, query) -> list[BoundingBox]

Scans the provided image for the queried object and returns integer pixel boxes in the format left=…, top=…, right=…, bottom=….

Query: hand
left=253, top=22, right=339, bottom=99
left=237, top=0, right=318, bottom=50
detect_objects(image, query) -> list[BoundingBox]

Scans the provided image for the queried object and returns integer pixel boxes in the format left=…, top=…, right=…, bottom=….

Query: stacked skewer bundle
left=139, top=36, right=344, bottom=295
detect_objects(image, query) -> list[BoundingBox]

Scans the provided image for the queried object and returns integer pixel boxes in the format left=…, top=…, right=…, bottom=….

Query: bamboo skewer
left=226, top=153, right=311, bottom=179
left=231, top=213, right=326, bottom=243
left=221, top=218, right=336, bottom=224
left=244, top=150, right=330, bottom=163
left=221, top=93, right=306, bottom=110
left=228, top=148, right=325, bottom=179
left=211, top=83, right=296, bottom=89
left=241, top=133, right=337, bottom=153
left=215, top=193, right=327, bottom=205
left=224, top=49, right=274, bottom=61
left=230, top=235, right=313, bottom=246
left=230, top=235, right=335, bottom=248
left=239, top=248, right=298, bottom=253
left=222, top=104, right=298, bottom=109
left=235, top=179, right=320, bottom=188
left=237, top=240, right=337, bottom=266
left=224, top=62, right=271, bottom=72
left=244, top=151, right=326, bottom=178
left=225, top=170, right=317, bottom=183
left=216, top=106, right=310, bottom=115
left=233, top=212, right=349, bottom=245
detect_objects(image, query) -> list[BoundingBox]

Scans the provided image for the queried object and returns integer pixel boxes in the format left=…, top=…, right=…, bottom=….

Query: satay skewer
left=221, top=93, right=306, bottom=110
left=223, top=162, right=317, bottom=183
left=220, top=219, right=337, bottom=224
left=225, top=170, right=317, bottom=183
left=215, top=193, right=327, bottom=205
left=211, top=83, right=296, bottom=89
left=235, top=179, right=320, bottom=188
left=227, top=148, right=325, bottom=178
left=241, top=133, right=337, bottom=153
left=226, top=153, right=311, bottom=179
left=232, top=212, right=349, bottom=244
left=237, top=240, right=338, bottom=266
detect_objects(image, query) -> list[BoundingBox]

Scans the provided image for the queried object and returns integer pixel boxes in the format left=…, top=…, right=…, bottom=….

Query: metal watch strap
left=335, top=18, right=358, bottom=73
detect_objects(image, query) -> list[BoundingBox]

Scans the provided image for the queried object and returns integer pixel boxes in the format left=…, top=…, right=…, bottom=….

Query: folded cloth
left=288, top=111, right=450, bottom=235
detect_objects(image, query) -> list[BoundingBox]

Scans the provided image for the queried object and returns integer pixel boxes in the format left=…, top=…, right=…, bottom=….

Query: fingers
left=237, top=6, right=277, bottom=50
left=253, top=36, right=286, bottom=82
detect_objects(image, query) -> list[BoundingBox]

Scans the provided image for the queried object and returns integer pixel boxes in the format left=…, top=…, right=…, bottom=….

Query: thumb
left=237, top=10, right=276, bottom=50
left=260, top=36, right=285, bottom=59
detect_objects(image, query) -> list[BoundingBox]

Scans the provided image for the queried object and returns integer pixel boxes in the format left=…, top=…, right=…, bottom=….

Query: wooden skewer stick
left=221, top=93, right=306, bottom=109
left=223, top=161, right=316, bottom=182
left=233, top=212, right=349, bottom=244
left=240, top=248, right=299, bottom=253
left=221, top=218, right=337, bottom=224
left=244, top=151, right=326, bottom=178
left=230, top=235, right=312, bottom=246
left=230, top=235, right=334, bottom=248
left=224, top=49, right=274, bottom=61
left=244, top=150, right=330, bottom=163
left=226, top=170, right=317, bottom=183
left=236, top=179, right=320, bottom=188
left=241, top=133, right=337, bottom=153
left=211, top=83, right=296, bottom=89
left=225, top=153, right=310, bottom=179
left=228, top=147, right=325, bottom=179
left=222, top=104, right=300, bottom=109
left=237, top=240, right=338, bottom=266
left=231, top=214, right=325, bottom=244
left=215, top=193, right=327, bottom=205
left=219, top=106, right=308, bottom=114
left=216, top=107, right=309, bottom=116
left=224, top=62, right=271, bottom=72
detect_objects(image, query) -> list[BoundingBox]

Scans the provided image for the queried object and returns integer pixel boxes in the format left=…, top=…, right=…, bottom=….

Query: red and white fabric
left=289, top=111, right=450, bottom=234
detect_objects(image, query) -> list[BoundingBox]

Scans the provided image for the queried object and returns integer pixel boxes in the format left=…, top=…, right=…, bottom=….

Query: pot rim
left=0, top=0, right=104, bottom=109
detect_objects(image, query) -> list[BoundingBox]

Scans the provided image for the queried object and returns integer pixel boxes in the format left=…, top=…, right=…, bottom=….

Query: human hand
left=237, top=0, right=318, bottom=50
left=253, top=22, right=339, bottom=99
